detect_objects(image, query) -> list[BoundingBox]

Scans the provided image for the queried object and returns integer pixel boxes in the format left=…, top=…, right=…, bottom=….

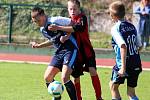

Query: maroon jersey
left=71, top=13, right=95, bottom=61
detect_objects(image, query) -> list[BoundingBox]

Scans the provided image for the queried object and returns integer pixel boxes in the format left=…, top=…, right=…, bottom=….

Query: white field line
left=0, top=60, right=150, bottom=71
left=0, top=60, right=49, bottom=65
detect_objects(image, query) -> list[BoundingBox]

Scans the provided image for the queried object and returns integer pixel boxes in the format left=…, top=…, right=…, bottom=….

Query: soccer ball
left=48, top=81, right=64, bottom=97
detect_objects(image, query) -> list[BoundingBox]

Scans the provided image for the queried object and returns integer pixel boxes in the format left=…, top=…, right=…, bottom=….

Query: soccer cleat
left=52, top=96, right=61, bottom=100
left=97, top=98, right=104, bottom=100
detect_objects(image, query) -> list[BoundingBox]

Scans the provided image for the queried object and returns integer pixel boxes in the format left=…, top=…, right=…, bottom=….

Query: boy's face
left=31, top=11, right=44, bottom=27
left=109, top=12, right=118, bottom=22
left=68, top=1, right=80, bottom=18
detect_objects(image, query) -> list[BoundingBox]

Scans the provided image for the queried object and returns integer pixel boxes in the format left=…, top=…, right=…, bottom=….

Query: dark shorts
left=71, top=52, right=84, bottom=78
left=111, top=65, right=142, bottom=87
left=82, top=55, right=96, bottom=72
left=71, top=50, right=96, bottom=77
left=49, top=49, right=77, bottom=71
left=71, top=61, right=84, bottom=78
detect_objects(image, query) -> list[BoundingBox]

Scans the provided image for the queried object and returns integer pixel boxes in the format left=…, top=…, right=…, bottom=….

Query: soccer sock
left=52, top=96, right=61, bottom=100
left=46, top=79, right=55, bottom=88
left=112, top=98, right=121, bottom=100
left=46, top=82, right=50, bottom=88
left=130, top=96, right=139, bottom=100
left=64, top=80, right=77, bottom=100
left=91, top=75, right=102, bottom=99
left=74, top=82, right=82, bottom=100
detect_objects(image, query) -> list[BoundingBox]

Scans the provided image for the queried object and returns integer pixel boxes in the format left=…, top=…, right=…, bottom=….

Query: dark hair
left=31, top=7, right=45, bottom=16
left=68, top=0, right=80, bottom=7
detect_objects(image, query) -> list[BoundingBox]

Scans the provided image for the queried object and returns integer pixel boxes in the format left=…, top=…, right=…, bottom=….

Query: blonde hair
left=68, top=0, right=80, bottom=7
left=140, top=0, right=150, bottom=9
left=109, top=1, right=125, bottom=18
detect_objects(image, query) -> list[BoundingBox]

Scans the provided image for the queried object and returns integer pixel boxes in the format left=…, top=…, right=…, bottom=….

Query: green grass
left=90, top=32, right=112, bottom=48
left=0, top=62, right=150, bottom=100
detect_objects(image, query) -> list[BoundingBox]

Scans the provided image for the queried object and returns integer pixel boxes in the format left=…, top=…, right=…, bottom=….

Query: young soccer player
left=31, top=7, right=78, bottom=100
left=48, top=0, right=103, bottom=100
left=109, top=1, right=142, bottom=100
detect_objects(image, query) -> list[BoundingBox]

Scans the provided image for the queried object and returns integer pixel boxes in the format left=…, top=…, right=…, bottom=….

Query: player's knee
left=127, top=86, right=136, bottom=97
left=109, top=82, right=118, bottom=91
left=44, top=73, right=53, bottom=82
left=89, top=67, right=97, bottom=76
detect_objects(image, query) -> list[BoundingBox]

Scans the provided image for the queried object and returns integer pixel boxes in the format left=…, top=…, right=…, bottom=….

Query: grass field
left=0, top=62, right=150, bottom=100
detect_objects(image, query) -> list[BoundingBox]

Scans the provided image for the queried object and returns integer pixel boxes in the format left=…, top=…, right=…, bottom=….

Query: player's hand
left=48, top=24, right=59, bottom=31
left=60, top=35, right=69, bottom=43
left=118, top=68, right=126, bottom=77
left=30, top=42, right=40, bottom=48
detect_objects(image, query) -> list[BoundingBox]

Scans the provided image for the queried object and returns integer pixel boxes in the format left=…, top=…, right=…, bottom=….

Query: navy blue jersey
left=111, top=20, right=142, bottom=70
left=40, top=17, right=78, bottom=52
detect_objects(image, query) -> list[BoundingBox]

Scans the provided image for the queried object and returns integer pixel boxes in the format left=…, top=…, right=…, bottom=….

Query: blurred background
left=0, top=0, right=150, bottom=53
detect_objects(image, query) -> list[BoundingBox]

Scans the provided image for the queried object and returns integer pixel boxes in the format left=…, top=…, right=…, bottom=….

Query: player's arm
left=111, top=26, right=127, bottom=76
left=60, top=33, right=71, bottom=43
left=47, top=16, right=74, bottom=43
left=31, top=40, right=52, bottom=48
left=136, top=33, right=143, bottom=51
left=48, top=16, right=87, bottom=33
left=119, top=44, right=127, bottom=76
left=48, top=25, right=74, bottom=33
left=48, top=16, right=74, bottom=33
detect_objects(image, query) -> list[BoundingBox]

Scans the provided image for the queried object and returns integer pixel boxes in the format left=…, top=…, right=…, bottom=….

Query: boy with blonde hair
left=48, top=0, right=103, bottom=100
left=109, top=1, right=142, bottom=100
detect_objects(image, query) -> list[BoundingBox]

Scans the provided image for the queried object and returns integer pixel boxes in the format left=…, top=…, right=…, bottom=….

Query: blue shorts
left=49, top=49, right=77, bottom=71
left=111, top=65, right=141, bottom=87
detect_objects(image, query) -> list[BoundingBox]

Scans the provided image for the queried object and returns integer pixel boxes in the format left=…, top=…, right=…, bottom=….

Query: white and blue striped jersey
left=111, top=20, right=142, bottom=69
left=40, top=16, right=78, bottom=51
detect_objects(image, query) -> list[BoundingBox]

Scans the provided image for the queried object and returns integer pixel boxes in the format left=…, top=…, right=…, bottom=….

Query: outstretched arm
left=48, top=16, right=87, bottom=33
left=30, top=40, right=52, bottom=48
left=48, top=24, right=74, bottom=33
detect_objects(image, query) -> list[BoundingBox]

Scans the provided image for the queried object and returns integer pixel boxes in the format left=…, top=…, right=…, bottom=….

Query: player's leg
left=89, top=67, right=103, bottom=100
left=44, top=66, right=60, bottom=87
left=61, top=49, right=78, bottom=100
left=127, top=86, right=139, bottom=100
left=62, top=65, right=77, bottom=100
left=44, top=55, right=62, bottom=88
left=45, top=55, right=62, bottom=100
left=85, top=56, right=103, bottom=100
left=109, top=81, right=121, bottom=100
left=72, top=60, right=84, bottom=100
left=44, top=66, right=61, bottom=100
left=126, top=70, right=141, bottom=100
left=73, top=77, right=82, bottom=100
left=110, top=66, right=126, bottom=100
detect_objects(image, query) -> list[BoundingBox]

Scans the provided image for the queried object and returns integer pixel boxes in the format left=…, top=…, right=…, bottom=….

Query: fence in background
left=0, top=3, right=90, bottom=44
left=0, top=3, right=149, bottom=47
left=0, top=3, right=72, bottom=44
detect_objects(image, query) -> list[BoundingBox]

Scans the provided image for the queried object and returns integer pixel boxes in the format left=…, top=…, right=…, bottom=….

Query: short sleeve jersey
left=111, top=20, right=142, bottom=69
left=40, top=16, right=77, bottom=51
